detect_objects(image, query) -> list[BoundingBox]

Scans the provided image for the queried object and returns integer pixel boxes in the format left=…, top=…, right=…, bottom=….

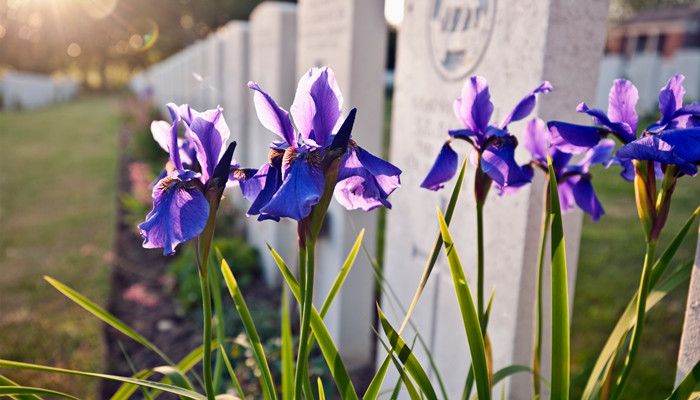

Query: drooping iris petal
left=579, top=139, right=616, bottom=168
left=246, top=163, right=283, bottom=219
left=481, top=137, right=532, bottom=192
left=499, top=81, right=552, bottom=128
left=138, top=171, right=209, bottom=255
left=260, top=157, right=324, bottom=221
left=557, top=179, right=576, bottom=213
left=615, top=128, right=700, bottom=176
left=548, top=121, right=605, bottom=153
left=187, top=107, right=229, bottom=182
left=570, top=175, right=604, bottom=222
left=607, top=79, right=639, bottom=134
left=523, top=118, right=548, bottom=161
left=420, top=142, right=459, bottom=191
left=577, top=102, right=635, bottom=143
left=291, top=67, right=343, bottom=147
left=454, top=76, right=493, bottom=135
left=335, top=146, right=401, bottom=211
left=550, top=150, right=573, bottom=176
left=249, top=82, right=297, bottom=147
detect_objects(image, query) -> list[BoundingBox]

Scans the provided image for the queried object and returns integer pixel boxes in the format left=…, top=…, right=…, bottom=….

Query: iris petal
left=616, top=128, right=700, bottom=176
left=548, top=121, right=604, bottom=153
left=249, top=82, right=297, bottom=147
left=523, top=118, right=549, bottom=162
left=500, top=81, right=552, bottom=128
left=246, top=163, right=283, bottom=217
left=455, top=76, right=493, bottom=135
left=607, top=79, right=639, bottom=134
left=187, top=107, right=229, bottom=182
left=577, top=102, right=635, bottom=143
left=138, top=174, right=209, bottom=255
left=335, top=146, right=401, bottom=211
left=481, top=138, right=532, bottom=191
left=420, top=143, right=459, bottom=191
left=571, top=176, right=604, bottom=222
left=260, top=158, right=324, bottom=221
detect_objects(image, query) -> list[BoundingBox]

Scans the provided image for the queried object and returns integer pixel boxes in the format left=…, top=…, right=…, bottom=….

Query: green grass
left=0, top=96, right=121, bottom=398
left=570, top=151, right=700, bottom=399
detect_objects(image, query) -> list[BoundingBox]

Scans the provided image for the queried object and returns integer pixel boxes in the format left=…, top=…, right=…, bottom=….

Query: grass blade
left=220, top=345, right=246, bottom=400
left=436, top=207, right=491, bottom=400
left=0, top=359, right=206, bottom=399
left=363, top=355, right=391, bottom=400
left=668, top=358, right=700, bottom=400
left=377, top=305, right=437, bottom=400
left=399, top=159, right=468, bottom=334
left=371, top=326, right=422, bottom=400
left=0, top=375, right=42, bottom=400
left=268, top=245, right=359, bottom=400
left=0, top=386, right=80, bottom=400
left=319, top=229, right=364, bottom=318
left=221, top=258, right=276, bottom=400
left=548, top=155, right=570, bottom=400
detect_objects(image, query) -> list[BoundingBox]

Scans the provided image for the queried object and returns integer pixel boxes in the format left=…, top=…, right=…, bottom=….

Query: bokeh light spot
left=129, top=18, right=159, bottom=52
left=67, top=43, right=82, bottom=57
left=180, top=14, right=194, bottom=30
left=78, top=0, right=118, bottom=19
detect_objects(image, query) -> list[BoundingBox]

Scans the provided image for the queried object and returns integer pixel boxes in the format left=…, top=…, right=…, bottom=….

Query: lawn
left=0, top=96, right=121, bottom=398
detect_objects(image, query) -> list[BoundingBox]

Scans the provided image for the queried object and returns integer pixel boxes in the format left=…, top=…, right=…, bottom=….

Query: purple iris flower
left=523, top=118, right=614, bottom=221
left=245, top=67, right=401, bottom=221
left=421, top=76, right=551, bottom=194
left=139, top=104, right=236, bottom=255
left=549, top=75, right=700, bottom=180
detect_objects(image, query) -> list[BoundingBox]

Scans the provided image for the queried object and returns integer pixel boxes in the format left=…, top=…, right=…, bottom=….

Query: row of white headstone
left=0, top=70, right=79, bottom=111
left=129, top=1, right=699, bottom=398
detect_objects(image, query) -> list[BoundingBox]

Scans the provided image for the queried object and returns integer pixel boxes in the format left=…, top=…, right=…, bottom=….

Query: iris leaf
left=667, top=358, right=700, bottom=400
left=436, top=208, right=491, bottom=400
left=221, top=259, right=277, bottom=400
left=548, top=155, right=570, bottom=400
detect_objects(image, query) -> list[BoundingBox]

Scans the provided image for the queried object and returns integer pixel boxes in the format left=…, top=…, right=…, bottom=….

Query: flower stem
left=533, top=181, right=551, bottom=400
left=609, top=240, right=657, bottom=400
left=294, top=237, right=315, bottom=400
left=198, top=249, right=216, bottom=400
left=476, top=201, right=485, bottom=326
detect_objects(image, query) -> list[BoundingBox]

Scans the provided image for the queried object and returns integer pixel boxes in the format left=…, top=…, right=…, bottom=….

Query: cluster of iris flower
left=139, top=67, right=401, bottom=255
left=421, top=74, right=700, bottom=223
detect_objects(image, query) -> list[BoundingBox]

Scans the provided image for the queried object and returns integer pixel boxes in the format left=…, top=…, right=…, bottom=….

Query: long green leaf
left=377, top=306, right=437, bottom=400
left=399, top=158, right=468, bottom=334
left=463, top=291, right=496, bottom=400
left=220, top=259, right=277, bottom=400
left=0, top=359, right=206, bottom=399
left=110, top=344, right=207, bottom=400
left=268, top=245, right=359, bottom=400
left=0, top=386, right=80, bottom=400
left=281, top=286, right=294, bottom=400
left=363, top=355, right=392, bottom=400
left=44, top=277, right=175, bottom=365
left=319, top=229, right=364, bottom=318
left=371, top=326, right=422, bottom=400
left=668, top=358, right=700, bottom=400
left=0, top=375, right=41, bottom=400
left=436, top=208, right=491, bottom=400
left=582, top=206, right=700, bottom=400
left=548, top=156, right=570, bottom=400
left=220, top=345, right=246, bottom=400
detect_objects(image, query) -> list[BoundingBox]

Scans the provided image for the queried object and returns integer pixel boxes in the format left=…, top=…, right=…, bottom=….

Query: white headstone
left=380, top=1, right=609, bottom=398
left=296, top=0, right=388, bottom=370
left=202, top=33, right=223, bottom=109
left=675, top=224, right=700, bottom=387
left=247, top=1, right=299, bottom=287
left=218, top=21, right=250, bottom=162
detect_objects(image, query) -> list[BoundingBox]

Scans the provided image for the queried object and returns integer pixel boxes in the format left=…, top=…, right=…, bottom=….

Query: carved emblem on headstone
left=428, top=0, right=496, bottom=80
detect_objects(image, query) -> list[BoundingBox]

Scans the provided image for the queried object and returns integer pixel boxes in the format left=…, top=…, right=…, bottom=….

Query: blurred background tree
left=0, top=0, right=294, bottom=90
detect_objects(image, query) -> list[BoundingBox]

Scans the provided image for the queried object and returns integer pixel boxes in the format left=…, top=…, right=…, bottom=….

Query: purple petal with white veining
left=499, top=81, right=552, bottom=128
left=138, top=173, right=209, bottom=255
left=608, top=79, right=639, bottom=134
left=249, top=81, right=297, bottom=147
left=165, top=103, right=183, bottom=169
left=454, top=76, right=493, bottom=135
left=335, top=146, right=401, bottom=211
left=420, top=142, right=459, bottom=191
left=260, top=157, right=324, bottom=220
left=290, top=67, right=343, bottom=146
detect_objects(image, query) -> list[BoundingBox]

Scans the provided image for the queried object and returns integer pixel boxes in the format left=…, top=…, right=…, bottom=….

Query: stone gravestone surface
left=246, top=2, right=299, bottom=287
left=381, top=0, right=608, bottom=398
left=296, top=0, right=388, bottom=370
left=675, top=225, right=700, bottom=386
left=202, top=33, right=223, bottom=110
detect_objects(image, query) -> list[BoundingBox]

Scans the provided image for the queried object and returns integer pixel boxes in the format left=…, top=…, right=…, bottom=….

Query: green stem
left=294, top=238, right=315, bottom=400
left=476, top=201, right=485, bottom=327
left=533, top=182, right=551, bottom=400
left=199, top=257, right=216, bottom=400
left=609, top=241, right=657, bottom=400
